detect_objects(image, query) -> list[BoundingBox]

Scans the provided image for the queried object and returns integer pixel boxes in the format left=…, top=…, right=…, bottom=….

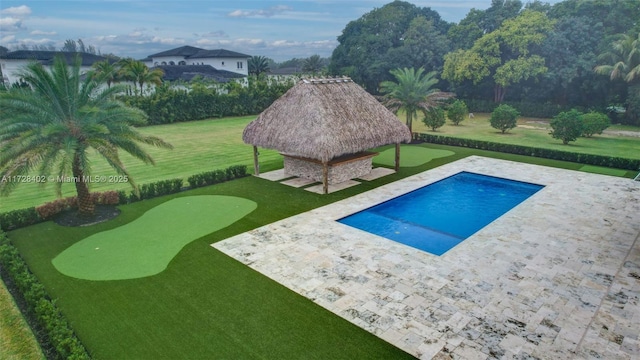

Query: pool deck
left=213, top=156, right=640, bottom=359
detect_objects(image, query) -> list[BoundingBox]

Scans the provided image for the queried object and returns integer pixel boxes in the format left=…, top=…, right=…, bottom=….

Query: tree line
left=328, top=0, right=640, bottom=125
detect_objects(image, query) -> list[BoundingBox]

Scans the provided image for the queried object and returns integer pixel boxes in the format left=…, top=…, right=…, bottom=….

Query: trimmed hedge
left=415, top=133, right=640, bottom=170
left=187, top=165, right=248, bottom=189
left=0, top=208, right=42, bottom=232
left=465, top=99, right=583, bottom=119
left=0, top=229, right=90, bottom=359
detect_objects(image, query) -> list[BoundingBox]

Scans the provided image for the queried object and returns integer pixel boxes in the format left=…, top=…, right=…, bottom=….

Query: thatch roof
left=243, top=78, right=411, bottom=163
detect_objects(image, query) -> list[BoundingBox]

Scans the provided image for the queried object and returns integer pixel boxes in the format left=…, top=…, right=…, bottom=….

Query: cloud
left=0, top=16, right=26, bottom=32
left=31, top=30, right=57, bottom=36
left=228, top=5, right=293, bottom=18
left=199, top=30, right=228, bottom=39
left=1, top=5, right=32, bottom=17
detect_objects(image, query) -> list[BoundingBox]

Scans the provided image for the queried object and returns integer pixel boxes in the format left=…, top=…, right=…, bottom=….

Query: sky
left=0, top=0, right=562, bottom=62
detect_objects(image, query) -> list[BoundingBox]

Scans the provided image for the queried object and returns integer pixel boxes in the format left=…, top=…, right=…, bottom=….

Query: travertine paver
left=214, top=156, right=640, bottom=359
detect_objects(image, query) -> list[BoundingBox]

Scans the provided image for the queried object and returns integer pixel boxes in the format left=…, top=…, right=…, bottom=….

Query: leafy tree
left=302, top=55, right=324, bottom=75
left=0, top=55, right=173, bottom=216
left=393, top=16, right=450, bottom=72
left=248, top=55, right=271, bottom=77
left=594, top=32, right=640, bottom=125
left=379, top=67, right=454, bottom=133
left=581, top=112, right=610, bottom=137
left=329, top=0, right=450, bottom=92
left=443, top=10, right=555, bottom=103
left=422, top=107, right=446, bottom=131
left=489, top=104, right=519, bottom=133
left=447, top=100, right=468, bottom=125
left=550, top=109, right=583, bottom=144
left=448, top=0, right=523, bottom=50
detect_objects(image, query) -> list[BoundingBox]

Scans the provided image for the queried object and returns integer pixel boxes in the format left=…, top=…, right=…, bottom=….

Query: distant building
left=0, top=50, right=108, bottom=86
left=143, top=45, right=251, bottom=77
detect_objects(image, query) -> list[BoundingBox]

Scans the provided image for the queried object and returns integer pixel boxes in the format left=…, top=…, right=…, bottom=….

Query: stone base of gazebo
left=282, top=152, right=378, bottom=185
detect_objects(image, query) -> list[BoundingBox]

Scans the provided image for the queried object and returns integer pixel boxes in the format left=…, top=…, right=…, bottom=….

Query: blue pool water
left=338, top=172, right=544, bottom=255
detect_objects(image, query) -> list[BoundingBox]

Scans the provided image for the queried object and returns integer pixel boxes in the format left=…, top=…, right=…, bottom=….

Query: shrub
left=447, top=100, right=468, bottom=125
left=422, top=107, right=446, bottom=131
left=0, top=230, right=90, bottom=359
left=0, top=208, right=42, bottom=231
left=581, top=111, right=611, bottom=137
left=550, top=109, right=584, bottom=144
left=187, top=165, right=248, bottom=189
left=490, top=104, right=519, bottom=133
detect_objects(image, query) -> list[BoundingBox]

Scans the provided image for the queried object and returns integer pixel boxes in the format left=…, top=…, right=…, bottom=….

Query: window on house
left=237, top=61, right=243, bottom=69
left=169, top=61, right=175, bottom=65
left=222, top=61, right=225, bottom=66
left=161, top=61, right=167, bottom=65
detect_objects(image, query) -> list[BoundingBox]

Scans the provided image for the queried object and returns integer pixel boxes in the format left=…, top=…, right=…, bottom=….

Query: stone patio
left=214, top=156, right=640, bottom=359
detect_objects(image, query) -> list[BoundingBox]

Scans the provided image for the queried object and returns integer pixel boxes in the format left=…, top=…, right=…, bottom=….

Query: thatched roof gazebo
left=243, top=77, right=411, bottom=194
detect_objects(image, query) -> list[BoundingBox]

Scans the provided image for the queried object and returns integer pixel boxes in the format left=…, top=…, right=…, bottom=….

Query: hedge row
left=0, top=229, right=90, bottom=359
left=415, top=133, right=640, bottom=170
left=0, top=165, right=249, bottom=231
left=465, top=99, right=585, bottom=119
left=187, top=165, right=247, bottom=189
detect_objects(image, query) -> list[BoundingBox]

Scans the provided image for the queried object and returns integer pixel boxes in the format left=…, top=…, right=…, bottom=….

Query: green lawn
left=0, top=116, right=281, bottom=213
left=411, top=113, right=640, bottom=160
left=0, top=280, right=45, bottom=360
left=7, top=140, right=638, bottom=359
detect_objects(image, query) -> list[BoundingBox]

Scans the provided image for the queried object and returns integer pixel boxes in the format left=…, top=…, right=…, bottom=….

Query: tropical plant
left=446, top=99, right=468, bottom=125
left=380, top=67, right=454, bottom=133
left=594, top=31, right=640, bottom=124
left=90, top=59, right=119, bottom=88
left=422, top=107, right=446, bottom=131
left=550, top=109, right=583, bottom=144
left=489, top=104, right=519, bottom=133
left=248, top=55, right=271, bottom=77
left=0, top=55, right=173, bottom=216
left=581, top=111, right=611, bottom=137
left=119, top=58, right=164, bottom=95
left=302, top=55, right=324, bottom=75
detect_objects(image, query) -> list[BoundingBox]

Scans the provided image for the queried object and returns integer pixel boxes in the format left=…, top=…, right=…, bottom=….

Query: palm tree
left=248, top=55, right=271, bottom=77
left=90, top=59, right=119, bottom=88
left=594, top=31, right=640, bottom=123
left=119, top=59, right=164, bottom=95
left=302, top=55, right=324, bottom=75
left=379, top=67, right=454, bottom=133
left=0, top=55, right=173, bottom=217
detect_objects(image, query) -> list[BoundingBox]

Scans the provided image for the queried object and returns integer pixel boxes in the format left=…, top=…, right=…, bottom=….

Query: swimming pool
left=338, top=172, right=544, bottom=255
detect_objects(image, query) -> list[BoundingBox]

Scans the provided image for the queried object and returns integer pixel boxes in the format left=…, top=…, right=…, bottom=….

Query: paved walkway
left=214, top=157, right=640, bottom=359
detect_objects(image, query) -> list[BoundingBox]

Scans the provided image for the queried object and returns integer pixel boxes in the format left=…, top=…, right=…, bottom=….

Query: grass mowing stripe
left=52, top=196, right=256, bottom=280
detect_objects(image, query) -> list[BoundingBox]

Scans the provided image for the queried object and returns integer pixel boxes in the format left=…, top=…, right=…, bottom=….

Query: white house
left=143, top=46, right=250, bottom=77
left=0, top=50, right=109, bottom=86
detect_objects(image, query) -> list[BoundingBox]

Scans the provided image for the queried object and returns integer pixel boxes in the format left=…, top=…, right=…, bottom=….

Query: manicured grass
left=579, top=165, right=629, bottom=177
left=52, top=196, right=256, bottom=280
left=7, top=141, right=635, bottom=359
left=412, top=113, right=640, bottom=160
left=0, top=116, right=281, bottom=213
left=374, top=145, right=455, bottom=167
left=0, top=279, right=45, bottom=360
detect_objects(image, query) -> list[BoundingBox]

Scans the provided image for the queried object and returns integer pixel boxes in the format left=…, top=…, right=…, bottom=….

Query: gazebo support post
left=322, top=161, right=329, bottom=194
left=394, top=143, right=401, bottom=172
left=252, top=146, right=260, bottom=176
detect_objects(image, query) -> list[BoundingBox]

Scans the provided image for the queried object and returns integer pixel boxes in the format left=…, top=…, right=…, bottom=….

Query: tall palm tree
left=248, top=55, right=271, bottom=77
left=302, top=55, right=324, bottom=75
left=594, top=32, right=640, bottom=123
left=119, top=59, right=164, bottom=95
left=379, top=67, right=454, bottom=133
left=90, top=59, right=119, bottom=88
left=0, top=55, right=173, bottom=217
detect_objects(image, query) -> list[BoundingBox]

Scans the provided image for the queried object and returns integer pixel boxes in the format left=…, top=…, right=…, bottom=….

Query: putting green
left=52, top=196, right=257, bottom=281
left=579, top=165, right=628, bottom=177
left=374, top=146, right=455, bottom=167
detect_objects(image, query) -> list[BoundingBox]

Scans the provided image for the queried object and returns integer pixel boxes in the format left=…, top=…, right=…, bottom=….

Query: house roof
left=0, top=51, right=109, bottom=66
left=154, top=65, right=245, bottom=82
left=243, top=77, right=411, bottom=163
left=148, top=46, right=250, bottom=59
